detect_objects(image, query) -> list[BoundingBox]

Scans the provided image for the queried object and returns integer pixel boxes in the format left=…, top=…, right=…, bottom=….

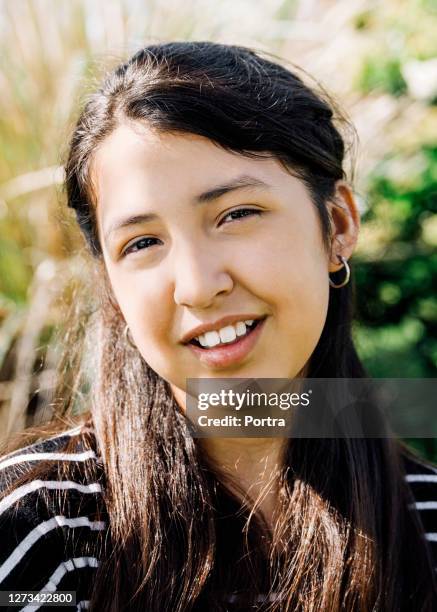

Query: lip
left=185, top=316, right=267, bottom=369
left=180, top=313, right=266, bottom=345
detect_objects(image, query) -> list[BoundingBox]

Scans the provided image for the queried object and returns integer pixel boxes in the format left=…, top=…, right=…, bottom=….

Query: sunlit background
left=0, top=0, right=436, bottom=456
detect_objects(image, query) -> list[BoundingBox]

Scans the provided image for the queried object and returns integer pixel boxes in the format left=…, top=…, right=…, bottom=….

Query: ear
left=326, top=180, right=361, bottom=272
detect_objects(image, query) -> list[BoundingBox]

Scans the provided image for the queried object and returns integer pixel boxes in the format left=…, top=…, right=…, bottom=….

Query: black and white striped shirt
left=0, top=425, right=106, bottom=611
left=1, top=426, right=437, bottom=610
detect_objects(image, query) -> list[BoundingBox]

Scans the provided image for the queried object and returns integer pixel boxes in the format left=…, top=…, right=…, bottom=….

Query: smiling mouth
left=188, top=318, right=263, bottom=349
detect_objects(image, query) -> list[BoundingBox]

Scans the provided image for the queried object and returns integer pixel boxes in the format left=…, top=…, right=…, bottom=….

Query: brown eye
left=122, top=237, right=161, bottom=257
left=219, top=208, right=263, bottom=225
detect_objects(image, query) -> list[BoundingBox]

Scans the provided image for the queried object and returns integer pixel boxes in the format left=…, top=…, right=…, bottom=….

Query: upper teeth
left=195, top=320, right=255, bottom=348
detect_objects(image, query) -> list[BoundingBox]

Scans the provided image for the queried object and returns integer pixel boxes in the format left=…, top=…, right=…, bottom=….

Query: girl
left=1, top=41, right=437, bottom=611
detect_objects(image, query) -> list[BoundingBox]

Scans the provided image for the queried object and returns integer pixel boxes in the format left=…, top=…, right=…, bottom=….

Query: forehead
left=90, top=122, right=292, bottom=204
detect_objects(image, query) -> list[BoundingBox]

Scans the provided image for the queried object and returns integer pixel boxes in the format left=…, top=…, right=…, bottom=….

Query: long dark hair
left=2, top=41, right=436, bottom=611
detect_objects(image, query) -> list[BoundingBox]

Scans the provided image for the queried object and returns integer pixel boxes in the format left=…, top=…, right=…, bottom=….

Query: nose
left=172, top=241, right=233, bottom=309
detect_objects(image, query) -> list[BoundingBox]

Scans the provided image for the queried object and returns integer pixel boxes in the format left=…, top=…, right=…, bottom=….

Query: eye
left=219, top=207, right=263, bottom=225
left=122, top=237, right=161, bottom=257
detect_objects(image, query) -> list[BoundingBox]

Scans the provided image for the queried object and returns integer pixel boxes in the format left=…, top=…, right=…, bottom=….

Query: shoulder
left=400, top=445, right=437, bottom=571
left=0, top=423, right=107, bottom=608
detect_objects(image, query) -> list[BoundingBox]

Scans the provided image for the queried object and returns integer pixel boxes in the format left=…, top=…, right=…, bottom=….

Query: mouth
left=188, top=318, right=263, bottom=348
left=185, top=316, right=268, bottom=369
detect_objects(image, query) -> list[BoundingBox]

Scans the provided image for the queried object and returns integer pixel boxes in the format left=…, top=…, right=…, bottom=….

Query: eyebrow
left=103, top=174, right=270, bottom=243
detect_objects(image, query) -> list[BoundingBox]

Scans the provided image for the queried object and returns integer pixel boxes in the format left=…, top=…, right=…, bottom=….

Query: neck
left=198, top=436, right=287, bottom=530
left=170, top=382, right=290, bottom=529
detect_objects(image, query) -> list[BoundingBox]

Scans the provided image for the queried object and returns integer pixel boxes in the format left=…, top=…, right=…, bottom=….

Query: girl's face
left=92, top=121, right=358, bottom=400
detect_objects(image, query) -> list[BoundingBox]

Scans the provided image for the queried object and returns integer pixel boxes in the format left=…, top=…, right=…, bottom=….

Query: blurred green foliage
left=353, top=143, right=437, bottom=461
left=354, top=144, right=437, bottom=378
left=357, top=56, right=407, bottom=97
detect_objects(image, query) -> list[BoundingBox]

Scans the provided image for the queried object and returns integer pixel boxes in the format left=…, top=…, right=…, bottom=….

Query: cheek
left=269, top=258, right=329, bottom=340
left=123, top=289, right=176, bottom=380
left=254, top=226, right=330, bottom=353
left=106, top=267, right=170, bottom=344
left=249, top=219, right=329, bottom=310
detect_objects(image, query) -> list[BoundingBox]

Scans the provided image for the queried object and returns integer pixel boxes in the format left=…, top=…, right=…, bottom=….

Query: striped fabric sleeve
left=402, top=448, right=437, bottom=573
left=0, top=427, right=106, bottom=611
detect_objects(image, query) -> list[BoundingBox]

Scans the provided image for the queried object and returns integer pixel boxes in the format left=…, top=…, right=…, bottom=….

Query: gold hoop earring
left=329, top=255, right=350, bottom=289
left=124, top=324, right=137, bottom=349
